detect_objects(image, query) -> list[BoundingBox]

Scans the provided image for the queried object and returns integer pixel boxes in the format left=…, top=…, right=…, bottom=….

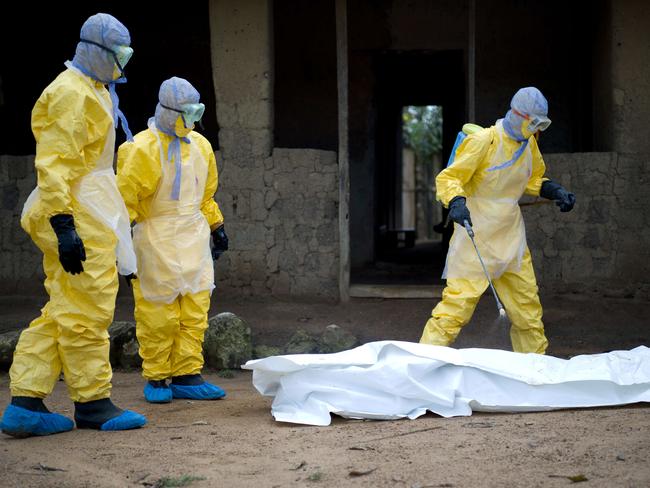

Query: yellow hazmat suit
left=117, top=118, right=223, bottom=381
left=10, top=63, right=136, bottom=402
left=420, top=120, right=549, bottom=354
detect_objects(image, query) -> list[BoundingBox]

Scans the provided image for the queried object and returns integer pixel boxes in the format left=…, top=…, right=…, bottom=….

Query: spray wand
left=463, top=220, right=507, bottom=320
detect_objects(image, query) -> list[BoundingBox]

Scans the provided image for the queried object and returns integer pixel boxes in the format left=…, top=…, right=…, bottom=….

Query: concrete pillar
left=594, top=0, right=650, bottom=153
left=209, top=0, right=274, bottom=159
left=336, top=0, right=350, bottom=302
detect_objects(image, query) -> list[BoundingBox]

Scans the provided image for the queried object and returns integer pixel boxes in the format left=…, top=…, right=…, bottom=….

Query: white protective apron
left=132, top=118, right=214, bottom=304
left=22, top=63, right=137, bottom=276
left=443, top=120, right=532, bottom=280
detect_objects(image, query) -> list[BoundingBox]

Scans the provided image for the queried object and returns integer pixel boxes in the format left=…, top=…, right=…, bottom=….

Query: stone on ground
left=204, top=312, right=253, bottom=369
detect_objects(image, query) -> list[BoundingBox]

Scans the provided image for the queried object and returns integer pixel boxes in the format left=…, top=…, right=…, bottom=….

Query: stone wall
left=2, top=0, right=648, bottom=302
left=214, top=148, right=339, bottom=299
left=525, top=152, right=650, bottom=299
left=210, top=0, right=273, bottom=158
left=1, top=150, right=649, bottom=300
left=0, top=155, right=42, bottom=295
left=0, top=149, right=340, bottom=298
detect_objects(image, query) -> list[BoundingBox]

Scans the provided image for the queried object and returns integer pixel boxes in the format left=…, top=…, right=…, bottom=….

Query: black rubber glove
left=540, top=180, right=576, bottom=212
left=124, top=274, right=137, bottom=288
left=448, top=196, right=472, bottom=227
left=211, top=225, right=229, bottom=261
left=50, top=214, right=86, bottom=275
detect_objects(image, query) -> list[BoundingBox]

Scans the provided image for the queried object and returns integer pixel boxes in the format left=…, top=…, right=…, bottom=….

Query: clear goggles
left=79, top=39, right=133, bottom=71
left=528, top=115, right=552, bottom=132
left=513, top=108, right=551, bottom=133
left=113, top=45, right=134, bottom=71
left=161, top=102, right=206, bottom=127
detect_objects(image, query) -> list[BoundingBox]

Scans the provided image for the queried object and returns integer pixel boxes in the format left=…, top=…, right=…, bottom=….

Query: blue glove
left=448, top=196, right=472, bottom=226
left=540, top=180, right=576, bottom=212
left=50, top=214, right=86, bottom=275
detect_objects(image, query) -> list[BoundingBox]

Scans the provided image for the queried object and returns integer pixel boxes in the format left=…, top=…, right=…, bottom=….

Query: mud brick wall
left=0, top=149, right=340, bottom=298
left=0, top=155, right=43, bottom=294
left=214, top=148, right=339, bottom=298
left=525, top=152, right=650, bottom=300
left=2, top=150, right=648, bottom=300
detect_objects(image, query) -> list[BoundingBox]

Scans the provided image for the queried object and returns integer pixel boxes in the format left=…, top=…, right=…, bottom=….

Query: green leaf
left=402, top=106, right=443, bottom=166
left=568, top=474, right=588, bottom=483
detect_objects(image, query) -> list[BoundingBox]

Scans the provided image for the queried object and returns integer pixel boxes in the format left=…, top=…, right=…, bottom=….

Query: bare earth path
left=1, top=292, right=649, bottom=487
left=1, top=371, right=649, bottom=488
left=2, top=292, right=649, bottom=357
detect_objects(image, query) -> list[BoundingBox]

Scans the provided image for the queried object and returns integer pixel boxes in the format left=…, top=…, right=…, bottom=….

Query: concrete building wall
left=593, top=0, right=650, bottom=154
left=4, top=150, right=647, bottom=299
left=214, top=148, right=339, bottom=298
left=210, top=0, right=274, bottom=160
left=525, top=152, right=650, bottom=300
left=347, top=0, right=597, bottom=271
left=1, top=0, right=648, bottom=301
left=209, top=0, right=340, bottom=299
left=0, top=155, right=42, bottom=294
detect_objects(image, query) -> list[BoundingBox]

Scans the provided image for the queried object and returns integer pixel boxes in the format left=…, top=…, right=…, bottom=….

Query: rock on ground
left=318, top=324, right=359, bottom=353
left=108, top=321, right=141, bottom=370
left=284, top=328, right=318, bottom=354
left=0, top=330, right=20, bottom=370
left=204, top=312, right=253, bottom=369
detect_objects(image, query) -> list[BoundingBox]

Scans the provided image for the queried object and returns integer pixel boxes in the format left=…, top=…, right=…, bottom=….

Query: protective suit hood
left=72, top=13, right=131, bottom=84
left=502, top=87, right=549, bottom=141
left=155, top=77, right=201, bottom=136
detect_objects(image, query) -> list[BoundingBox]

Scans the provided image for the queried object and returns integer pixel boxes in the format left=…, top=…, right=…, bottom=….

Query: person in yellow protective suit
left=117, top=77, right=229, bottom=404
left=0, top=13, right=147, bottom=438
left=420, top=87, right=576, bottom=354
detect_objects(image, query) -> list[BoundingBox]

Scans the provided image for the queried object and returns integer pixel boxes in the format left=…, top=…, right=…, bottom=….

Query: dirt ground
left=0, top=372, right=649, bottom=488
left=1, top=292, right=649, bottom=487
left=2, top=290, right=649, bottom=357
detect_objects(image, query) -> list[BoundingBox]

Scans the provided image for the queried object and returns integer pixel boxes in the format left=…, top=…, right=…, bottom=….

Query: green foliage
left=308, top=471, right=323, bottom=481
left=155, top=474, right=207, bottom=487
left=568, top=474, right=588, bottom=483
left=402, top=105, right=443, bottom=165
left=216, top=369, right=236, bottom=378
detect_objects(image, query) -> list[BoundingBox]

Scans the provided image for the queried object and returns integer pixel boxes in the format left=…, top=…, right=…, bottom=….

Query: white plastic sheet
left=242, top=341, right=650, bottom=426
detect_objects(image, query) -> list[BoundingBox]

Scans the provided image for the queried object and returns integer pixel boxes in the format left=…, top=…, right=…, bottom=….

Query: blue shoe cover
left=144, top=383, right=172, bottom=404
left=99, top=410, right=147, bottom=431
left=170, top=382, right=226, bottom=400
left=0, top=404, right=74, bottom=438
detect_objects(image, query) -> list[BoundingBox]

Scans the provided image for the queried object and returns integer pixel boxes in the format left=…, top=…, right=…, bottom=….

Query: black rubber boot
left=74, top=398, right=123, bottom=430
left=171, top=374, right=205, bottom=386
left=11, top=396, right=50, bottom=413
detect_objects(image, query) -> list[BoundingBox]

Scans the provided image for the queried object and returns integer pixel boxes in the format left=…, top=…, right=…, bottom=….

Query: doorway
left=349, top=50, right=465, bottom=291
